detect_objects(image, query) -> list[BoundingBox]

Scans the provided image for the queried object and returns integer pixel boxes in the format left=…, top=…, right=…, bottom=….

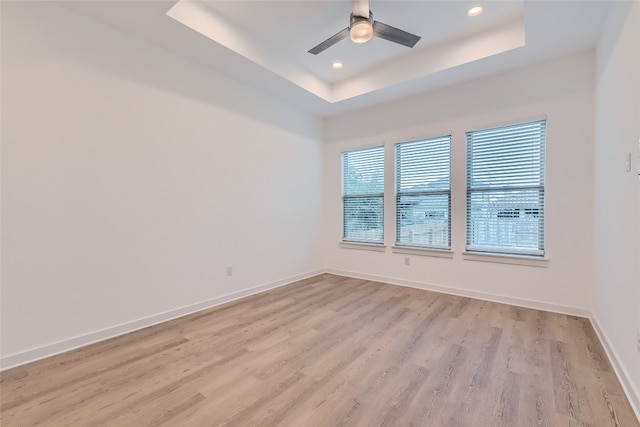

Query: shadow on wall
left=5, top=1, right=321, bottom=140
left=325, top=51, right=595, bottom=142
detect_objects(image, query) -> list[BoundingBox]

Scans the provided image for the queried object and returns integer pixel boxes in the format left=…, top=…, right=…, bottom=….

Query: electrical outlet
left=226, top=266, right=233, bottom=276
left=404, top=257, right=410, bottom=266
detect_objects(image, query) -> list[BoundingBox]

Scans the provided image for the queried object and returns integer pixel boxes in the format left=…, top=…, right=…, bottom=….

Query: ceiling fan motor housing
left=350, top=11, right=374, bottom=27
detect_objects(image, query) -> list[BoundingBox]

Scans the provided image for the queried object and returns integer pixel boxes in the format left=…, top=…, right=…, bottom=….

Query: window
left=466, top=120, right=546, bottom=256
left=395, top=135, right=451, bottom=249
left=342, top=146, right=384, bottom=244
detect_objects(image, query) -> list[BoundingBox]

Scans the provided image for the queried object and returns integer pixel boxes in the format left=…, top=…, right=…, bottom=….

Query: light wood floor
left=1, top=274, right=638, bottom=426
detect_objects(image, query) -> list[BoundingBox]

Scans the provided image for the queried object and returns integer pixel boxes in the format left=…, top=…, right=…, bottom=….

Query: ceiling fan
left=308, top=0, right=421, bottom=55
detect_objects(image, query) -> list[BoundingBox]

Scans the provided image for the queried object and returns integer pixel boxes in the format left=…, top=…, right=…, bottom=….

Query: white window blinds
left=395, top=135, right=451, bottom=249
left=342, top=146, right=384, bottom=244
left=466, top=120, right=546, bottom=256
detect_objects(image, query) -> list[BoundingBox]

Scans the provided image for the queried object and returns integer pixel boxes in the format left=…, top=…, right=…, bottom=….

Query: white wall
left=0, top=2, right=323, bottom=367
left=594, top=0, right=640, bottom=413
left=324, top=51, right=595, bottom=314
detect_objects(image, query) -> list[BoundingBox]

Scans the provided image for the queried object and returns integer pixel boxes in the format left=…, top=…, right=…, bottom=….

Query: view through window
left=466, top=120, right=546, bottom=256
left=342, top=146, right=385, bottom=244
left=395, top=135, right=451, bottom=249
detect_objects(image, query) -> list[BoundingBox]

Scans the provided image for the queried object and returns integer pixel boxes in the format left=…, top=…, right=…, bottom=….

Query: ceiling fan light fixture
left=350, top=14, right=373, bottom=44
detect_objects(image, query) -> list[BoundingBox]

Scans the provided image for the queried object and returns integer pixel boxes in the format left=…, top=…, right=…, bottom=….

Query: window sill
left=463, top=251, right=549, bottom=267
left=339, top=242, right=387, bottom=252
left=392, top=246, right=454, bottom=259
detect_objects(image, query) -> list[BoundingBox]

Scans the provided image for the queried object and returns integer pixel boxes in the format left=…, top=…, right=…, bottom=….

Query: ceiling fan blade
left=373, top=21, right=421, bottom=48
left=352, top=0, right=370, bottom=18
left=308, top=27, right=350, bottom=55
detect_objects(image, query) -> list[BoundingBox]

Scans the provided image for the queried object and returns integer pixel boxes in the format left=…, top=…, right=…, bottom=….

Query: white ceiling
left=59, top=0, right=612, bottom=117
left=196, top=0, right=525, bottom=82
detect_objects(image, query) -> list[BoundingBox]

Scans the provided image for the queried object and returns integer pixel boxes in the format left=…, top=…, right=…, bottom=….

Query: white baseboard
left=590, top=314, right=640, bottom=421
left=0, top=269, right=324, bottom=371
left=325, top=268, right=591, bottom=317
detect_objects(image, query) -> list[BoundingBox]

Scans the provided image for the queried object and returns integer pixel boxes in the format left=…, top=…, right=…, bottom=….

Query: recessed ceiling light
left=468, top=6, right=483, bottom=16
left=332, top=61, right=343, bottom=70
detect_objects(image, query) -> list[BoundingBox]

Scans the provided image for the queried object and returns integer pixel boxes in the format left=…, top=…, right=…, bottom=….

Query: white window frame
left=394, top=135, right=451, bottom=251
left=465, top=120, right=546, bottom=257
left=341, top=146, right=385, bottom=245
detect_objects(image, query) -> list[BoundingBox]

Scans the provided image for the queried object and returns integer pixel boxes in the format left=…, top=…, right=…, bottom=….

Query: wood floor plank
left=179, top=374, right=262, bottom=426
left=516, top=309, right=556, bottom=427
left=273, top=300, right=429, bottom=426
left=1, top=274, right=638, bottom=426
